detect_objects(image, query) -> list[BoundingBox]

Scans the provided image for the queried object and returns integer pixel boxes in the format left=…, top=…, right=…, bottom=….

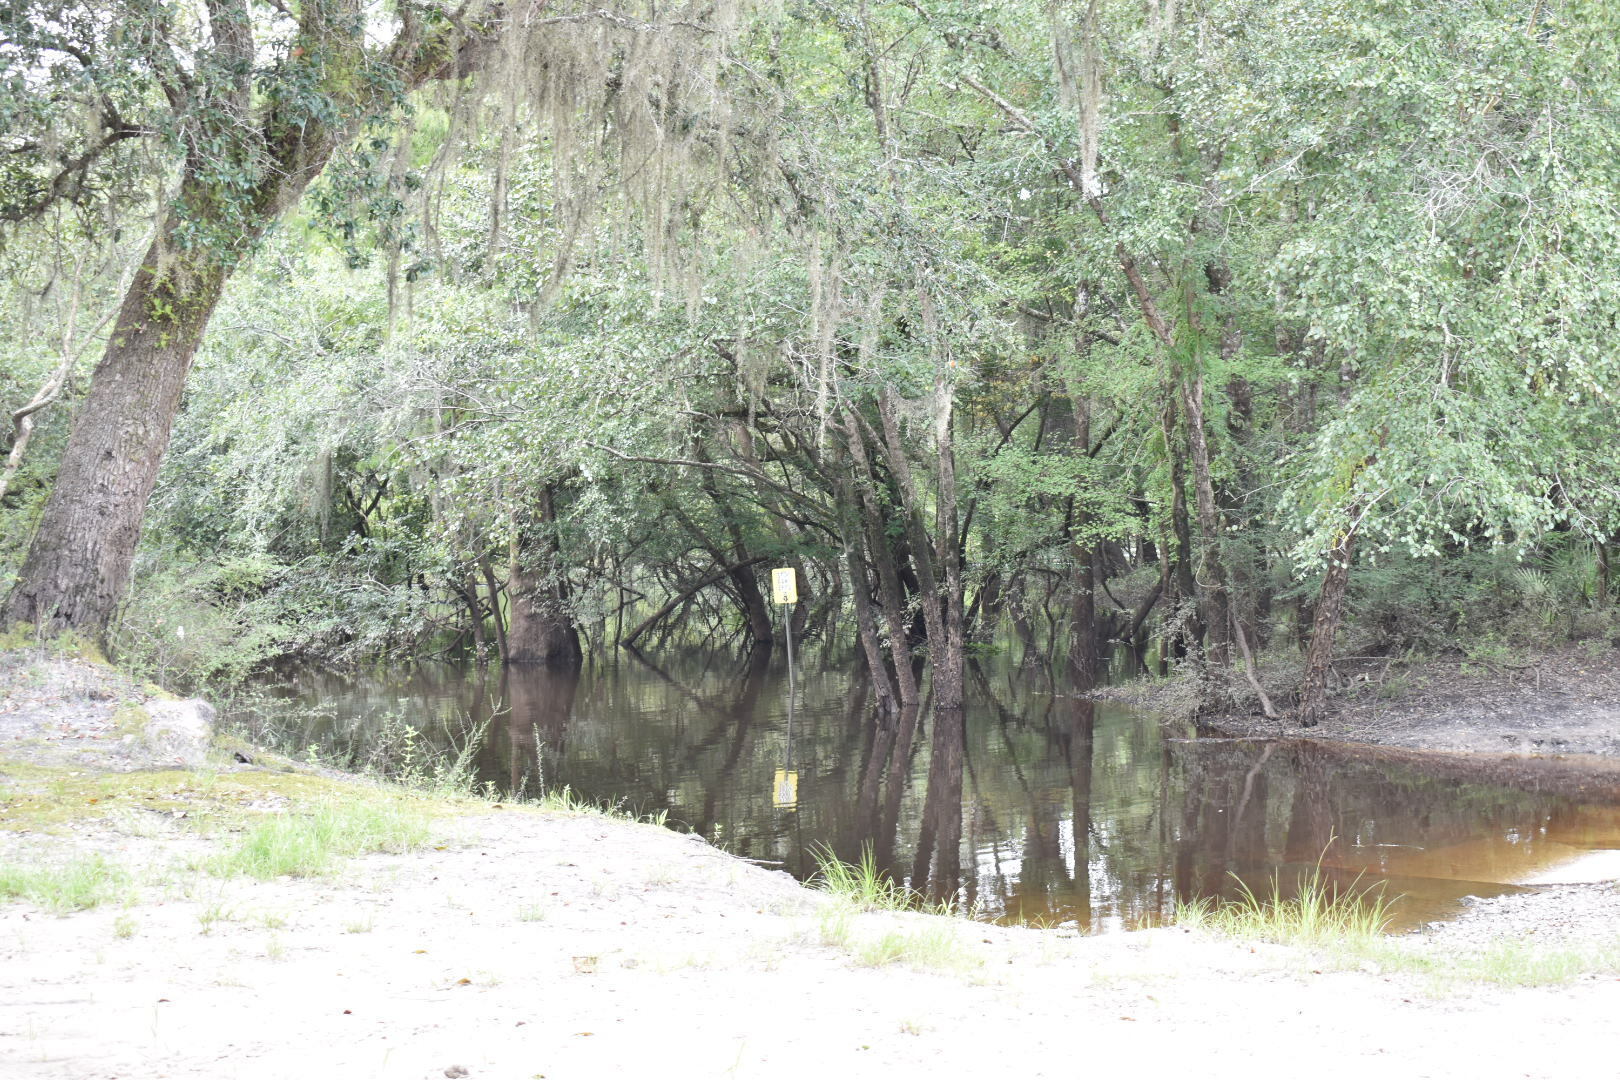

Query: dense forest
left=3, top=0, right=1618, bottom=724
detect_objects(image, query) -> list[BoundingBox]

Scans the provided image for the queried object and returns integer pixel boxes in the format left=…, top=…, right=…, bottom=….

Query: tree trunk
left=876, top=387, right=964, bottom=711
left=505, top=485, right=581, bottom=666
left=480, top=556, right=509, bottom=660
left=1, top=348, right=85, bottom=503
left=0, top=5, right=498, bottom=640
left=843, top=535, right=898, bottom=714
left=1297, top=524, right=1358, bottom=728
left=1179, top=370, right=1232, bottom=665
left=506, top=564, right=582, bottom=665
left=1069, top=397, right=1098, bottom=689
left=1126, top=578, right=1163, bottom=648
left=1, top=218, right=229, bottom=636
left=844, top=410, right=919, bottom=707
left=1160, top=397, right=1200, bottom=657
left=458, top=573, right=487, bottom=658
left=931, top=390, right=967, bottom=715
left=1597, top=541, right=1611, bottom=607
left=694, top=463, right=775, bottom=646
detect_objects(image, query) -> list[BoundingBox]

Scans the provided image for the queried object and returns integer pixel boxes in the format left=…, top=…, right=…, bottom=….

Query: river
left=232, top=646, right=1620, bottom=932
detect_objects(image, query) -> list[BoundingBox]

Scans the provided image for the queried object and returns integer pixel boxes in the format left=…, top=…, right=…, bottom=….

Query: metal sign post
left=771, top=567, right=798, bottom=810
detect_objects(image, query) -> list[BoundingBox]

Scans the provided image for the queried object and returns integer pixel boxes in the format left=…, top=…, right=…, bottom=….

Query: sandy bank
left=1100, top=644, right=1620, bottom=764
left=4, top=652, right=1620, bottom=1079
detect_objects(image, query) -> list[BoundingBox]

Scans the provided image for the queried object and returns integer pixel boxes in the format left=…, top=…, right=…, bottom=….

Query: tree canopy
left=3, top=0, right=1617, bottom=715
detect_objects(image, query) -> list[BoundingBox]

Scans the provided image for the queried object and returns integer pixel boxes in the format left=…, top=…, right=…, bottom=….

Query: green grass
left=811, top=845, right=929, bottom=913
left=808, top=846, right=981, bottom=972
left=1177, top=863, right=1620, bottom=991
left=817, top=904, right=854, bottom=947
left=1176, top=865, right=1396, bottom=946
left=856, top=925, right=967, bottom=970
left=0, top=855, right=128, bottom=913
left=1344, top=936, right=1620, bottom=991
left=533, top=784, right=668, bottom=825
left=210, top=800, right=431, bottom=879
left=197, top=900, right=233, bottom=934
left=533, top=785, right=603, bottom=815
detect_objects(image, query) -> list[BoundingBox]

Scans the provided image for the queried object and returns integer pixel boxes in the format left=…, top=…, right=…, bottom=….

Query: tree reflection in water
left=256, top=647, right=1620, bottom=932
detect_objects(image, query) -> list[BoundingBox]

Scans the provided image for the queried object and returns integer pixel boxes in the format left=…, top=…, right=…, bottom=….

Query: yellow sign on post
left=771, top=567, right=798, bottom=605
left=772, top=768, right=799, bottom=810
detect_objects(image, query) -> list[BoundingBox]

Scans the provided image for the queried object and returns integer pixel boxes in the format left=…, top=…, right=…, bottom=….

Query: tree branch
left=0, top=124, right=151, bottom=223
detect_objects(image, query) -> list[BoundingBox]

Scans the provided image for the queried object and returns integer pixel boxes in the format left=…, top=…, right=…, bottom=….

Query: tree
left=2, top=0, right=737, bottom=638
left=0, top=0, right=512, bottom=635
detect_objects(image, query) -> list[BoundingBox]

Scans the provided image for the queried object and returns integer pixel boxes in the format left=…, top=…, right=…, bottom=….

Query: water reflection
left=245, top=648, right=1620, bottom=932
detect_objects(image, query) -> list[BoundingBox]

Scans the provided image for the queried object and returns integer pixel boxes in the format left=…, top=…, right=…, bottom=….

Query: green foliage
left=811, top=846, right=976, bottom=970
left=1360, top=937, right=1620, bottom=991
left=6, top=0, right=1618, bottom=683
left=855, top=925, right=969, bottom=971
left=0, top=855, right=127, bottom=913
left=111, top=552, right=297, bottom=690
left=812, top=844, right=951, bottom=914
left=1177, top=865, right=1397, bottom=946
left=209, top=800, right=430, bottom=880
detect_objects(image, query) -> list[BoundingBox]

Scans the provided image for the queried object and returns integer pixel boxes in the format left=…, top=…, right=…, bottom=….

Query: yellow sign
left=771, top=567, right=798, bottom=605
left=773, top=768, right=799, bottom=810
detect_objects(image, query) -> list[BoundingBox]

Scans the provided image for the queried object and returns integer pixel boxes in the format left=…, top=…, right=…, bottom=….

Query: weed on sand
left=856, top=925, right=970, bottom=971
left=1343, top=936, right=1620, bottom=992
left=810, top=847, right=980, bottom=973
left=209, top=800, right=430, bottom=879
left=0, top=855, right=127, bottom=913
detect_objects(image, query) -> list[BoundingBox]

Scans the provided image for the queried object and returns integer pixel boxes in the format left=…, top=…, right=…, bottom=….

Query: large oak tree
left=1, top=0, right=513, bottom=635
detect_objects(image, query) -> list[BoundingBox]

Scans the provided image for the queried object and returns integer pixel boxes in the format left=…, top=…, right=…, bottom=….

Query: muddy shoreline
left=1096, top=644, right=1620, bottom=789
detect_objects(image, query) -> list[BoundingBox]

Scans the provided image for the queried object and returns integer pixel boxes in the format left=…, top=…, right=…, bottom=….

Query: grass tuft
left=856, top=925, right=966, bottom=970
left=532, top=784, right=669, bottom=825
left=210, top=800, right=430, bottom=879
left=811, top=845, right=927, bottom=913
left=0, top=855, right=128, bottom=913
left=808, top=845, right=980, bottom=972
left=1177, top=864, right=1396, bottom=946
left=1343, top=936, right=1620, bottom=991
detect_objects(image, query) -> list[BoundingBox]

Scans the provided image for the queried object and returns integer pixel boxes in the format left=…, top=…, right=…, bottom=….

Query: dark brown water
left=235, top=648, right=1620, bottom=932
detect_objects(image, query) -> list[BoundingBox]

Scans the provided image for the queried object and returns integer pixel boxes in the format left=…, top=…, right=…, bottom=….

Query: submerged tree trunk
left=505, top=485, right=582, bottom=666
left=1068, top=396, right=1098, bottom=689
left=480, top=557, right=510, bottom=660
left=844, top=410, right=920, bottom=707
left=506, top=564, right=582, bottom=665
left=458, top=573, right=488, bottom=658
left=876, top=386, right=964, bottom=712
left=844, top=537, right=898, bottom=713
